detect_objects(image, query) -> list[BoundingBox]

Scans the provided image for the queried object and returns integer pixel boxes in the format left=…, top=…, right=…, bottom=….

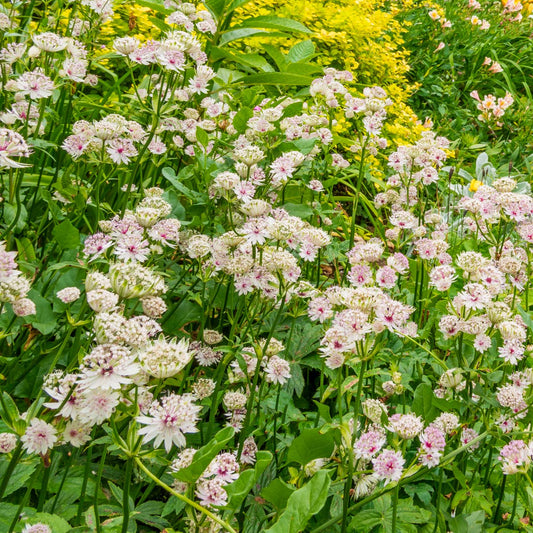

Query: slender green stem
left=94, top=449, right=107, bottom=533
left=135, top=457, right=237, bottom=533
left=341, top=359, right=367, bottom=533
left=121, top=457, right=133, bottom=533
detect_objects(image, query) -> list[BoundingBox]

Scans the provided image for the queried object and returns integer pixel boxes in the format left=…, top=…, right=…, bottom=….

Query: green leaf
left=448, top=510, right=485, bottom=533
left=173, top=427, right=234, bottom=483
left=148, top=15, right=170, bottom=33
left=219, top=28, right=270, bottom=46
left=287, top=40, right=315, bottom=63
left=4, top=203, right=28, bottom=232
left=196, top=126, right=209, bottom=148
left=412, top=383, right=439, bottom=422
left=135, top=0, right=172, bottom=14
left=233, top=107, right=253, bottom=133
left=264, top=470, right=331, bottom=533
left=205, top=0, right=226, bottom=20
left=162, top=167, right=207, bottom=203
left=27, top=513, right=72, bottom=533
left=0, top=392, right=20, bottom=428
left=27, top=288, right=57, bottom=335
left=517, top=305, right=533, bottom=329
left=226, top=451, right=271, bottom=511
left=15, top=237, right=36, bottom=264
left=237, top=72, right=313, bottom=86
left=0, top=457, right=37, bottom=497
left=281, top=101, right=304, bottom=118
left=287, top=428, right=335, bottom=465
left=350, top=496, right=431, bottom=532
left=226, top=0, right=254, bottom=12
left=234, top=15, right=311, bottom=33
left=261, top=478, right=295, bottom=510
left=282, top=203, right=313, bottom=219
left=53, top=219, right=80, bottom=250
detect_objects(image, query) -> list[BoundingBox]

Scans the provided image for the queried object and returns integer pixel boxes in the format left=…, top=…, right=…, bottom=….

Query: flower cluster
left=0, top=241, right=35, bottom=316
left=470, top=90, right=514, bottom=125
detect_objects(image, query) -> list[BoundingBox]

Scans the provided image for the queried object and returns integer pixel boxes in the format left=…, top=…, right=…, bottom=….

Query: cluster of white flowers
left=171, top=437, right=256, bottom=509
left=0, top=241, right=35, bottom=317
left=181, top=206, right=330, bottom=300
left=83, top=187, right=180, bottom=265
left=308, top=239, right=415, bottom=369
left=62, top=115, right=146, bottom=163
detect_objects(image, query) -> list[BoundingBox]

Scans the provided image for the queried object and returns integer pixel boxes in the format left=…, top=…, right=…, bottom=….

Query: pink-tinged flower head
left=21, top=419, right=57, bottom=455
left=195, top=478, right=227, bottom=507
left=499, top=440, right=531, bottom=474
left=0, top=128, right=31, bottom=168
left=372, top=449, right=405, bottom=482
left=354, top=430, right=386, bottom=460
left=137, top=393, right=201, bottom=452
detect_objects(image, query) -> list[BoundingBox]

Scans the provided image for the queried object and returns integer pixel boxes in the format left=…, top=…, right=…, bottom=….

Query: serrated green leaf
left=0, top=457, right=37, bottom=497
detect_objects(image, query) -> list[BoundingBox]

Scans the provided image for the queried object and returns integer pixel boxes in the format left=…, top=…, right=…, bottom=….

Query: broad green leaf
left=196, top=126, right=209, bottom=148
left=15, top=237, right=36, bottom=264
left=412, top=383, right=439, bottom=422
left=448, top=510, right=485, bottom=533
left=281, top=101, right=304, bottom=118
left=287, top=40, right=315, bottom=63
left=210, top=47, right=275, bottom=71
left=27, top=288, right=57, bottom=335
left=173, top=427, right=234, bottom=483
left=205, top=0, right=226, bottom=20
left=4, top=203, right=28, bottom=232
left=226, top=451, right=272, bottom=510
left=219, top=28, right=270, bottom=46
left=287, top=428, right=335, bottom=465
left=517, top=305, right=533, bottom=329
left=0, top=457, right=37, bottom=497
left=262, top=44, right=287, bottom=71
left=27, top=513, right=72, bottom=533
left=0, top=392, right=20, bottom=428
left=226, top=0, right=254, bottom=12
left=350, top=496, right=431, bottom=532
left=148, top=15, right=170, bottom=33
left=234, top=15, right=311, bottom=33
left=261, top=478, right=295, bottom=510
left=264, top=470, right=331, bottom=533
left=282, top=203, right=313, bottom=219
left=53, top=219, right=80, bottom=250
left=233, top=107, right=253, bottom=133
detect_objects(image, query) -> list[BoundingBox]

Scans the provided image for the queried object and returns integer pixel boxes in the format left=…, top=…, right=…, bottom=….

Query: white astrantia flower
left=137, top=393, right=201, bottom=452
left=21, top=419, right=58, bottom=455
left=138, top=337, right=193, bottom=379
left=78, top=344, right=140, bottom=390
